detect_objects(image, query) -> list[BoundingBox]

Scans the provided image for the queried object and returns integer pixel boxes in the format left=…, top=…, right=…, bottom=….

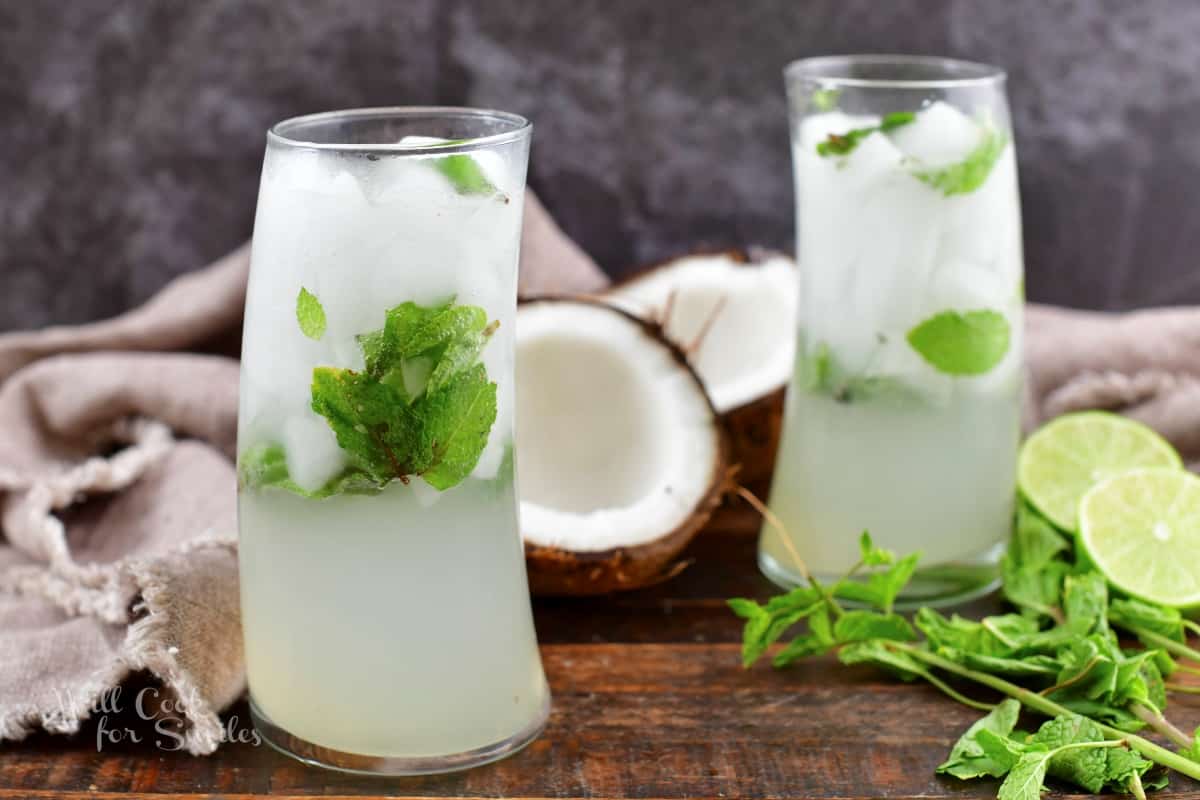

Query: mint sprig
left=906, top=309, right=1011, bottom=376
left=240, top=294, right=499, bottom=498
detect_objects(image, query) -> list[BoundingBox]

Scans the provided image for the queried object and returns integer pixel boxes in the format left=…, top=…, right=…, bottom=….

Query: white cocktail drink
left=764, top=65, right=1024, bottom=603
left=237, top=109, right=548, bottom=771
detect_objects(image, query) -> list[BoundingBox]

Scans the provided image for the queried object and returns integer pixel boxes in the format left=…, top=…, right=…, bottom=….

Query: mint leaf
left=858, top=530, right=895, bottom=567
left=833, top=552, right=920, bottom=613
left=433, top=154, right=497, bottom=196
left=837, top=640, right=925, bottom=681
left=937, top=698, right=1023, bottom=780
left=915, top=127, right=1007, bottom=196
left=816, top=112, right=916, bottom=157
left=802, top=341, right=833, bottom=391
left=916, top=608, right=1013, bottom=658
left=729, top=587, right=823, bottom=667
left=419, top=363, right=498, bottom=490
left=879, top=111, right=916, bottom=132
left=296, top=287, right=327, bottom=340
left=1029, top=715, right=1109, bottom=793
left=1104, top=746, right=1161, bottom=795
left=997, top=750, right=1054, bottom=800
left=310, top=367, right=412, bottom=481
left=1003, top=503, right=1070, bottom=618
left=1063, top=572, right=1109, bottom=635
left=237, top=443, right=384, bottom=499
left=833, top=610, right=916, bottom=644
left=800, top=338, right=923, bottom=405
left=940, top=649, right=1061, bottom=680
left=974, top=728, right=1028, bottom=775
left=906, top=309, right=1010, bottom=376
left=1109, top=598, right=1186, bottom=643
left=810, top=87, right=840, bottom=111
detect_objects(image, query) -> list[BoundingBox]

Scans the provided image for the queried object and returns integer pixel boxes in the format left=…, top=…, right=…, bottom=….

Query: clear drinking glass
left=761, top=56, right=1024, bottom=606
left=236, top=108, right=549, bottom=774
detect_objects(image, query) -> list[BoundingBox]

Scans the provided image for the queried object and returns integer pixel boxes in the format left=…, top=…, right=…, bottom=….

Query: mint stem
left=1119, top=624, right=1200, bottom=666
left=1130, top=769, right=1147, bottom=800
left=1166, top=682, right=1200, bottom=695
left=891, top=642, right=1200, bottom=781
left=1131, top=702, right=1193, bottom=749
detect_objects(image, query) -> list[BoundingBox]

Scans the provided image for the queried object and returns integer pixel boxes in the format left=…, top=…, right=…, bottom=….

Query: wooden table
left=3, top=504, right=1198, bottom=799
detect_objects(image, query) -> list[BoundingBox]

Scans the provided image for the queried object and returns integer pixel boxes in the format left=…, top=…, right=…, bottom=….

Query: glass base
left=250, top=694, right=551, bottom=776
left=758, top=541, right=1003, bottom=610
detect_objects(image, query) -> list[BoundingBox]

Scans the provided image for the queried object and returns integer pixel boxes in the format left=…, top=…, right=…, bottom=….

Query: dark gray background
left=2, top=0, right=1198, bottom=331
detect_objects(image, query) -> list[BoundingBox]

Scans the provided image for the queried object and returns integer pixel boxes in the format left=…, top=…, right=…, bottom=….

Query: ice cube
left=926, top=257, right=1014, bottom=313
left=936, top=146, right=1021, bottom=283
left=846, top=154, right=944, bottom=340
left=282, top=413, right=347, bottom=493
left=887, top=101, right=984, bottom=167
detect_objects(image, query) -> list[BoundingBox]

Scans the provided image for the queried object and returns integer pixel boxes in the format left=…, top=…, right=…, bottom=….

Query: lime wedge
left=1079, top=467, right=1200, bottom=608
left=1018, top=411, right=1181, bottom=531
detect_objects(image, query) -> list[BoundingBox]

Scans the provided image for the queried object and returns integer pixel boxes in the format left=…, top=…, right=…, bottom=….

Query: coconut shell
left=518, top=296, right=729, bottom=596
left=723, top=386, right=785, bottom=493
left=604, top=247, right=793, bottom=495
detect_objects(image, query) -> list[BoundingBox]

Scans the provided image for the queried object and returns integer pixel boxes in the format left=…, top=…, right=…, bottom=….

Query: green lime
left=1079, top=467, right=1200, bottom=608
left=1018, top=411, right=1181, bottom=531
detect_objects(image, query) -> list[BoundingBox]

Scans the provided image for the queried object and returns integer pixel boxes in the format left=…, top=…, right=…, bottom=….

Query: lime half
left=1018, top=412, right=1181, bottom=531
left=1079, top=467, right=1200, bottom=608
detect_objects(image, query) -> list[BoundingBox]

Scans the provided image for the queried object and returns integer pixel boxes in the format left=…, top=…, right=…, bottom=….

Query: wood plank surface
left=2, top=503, right=1198, bottom=799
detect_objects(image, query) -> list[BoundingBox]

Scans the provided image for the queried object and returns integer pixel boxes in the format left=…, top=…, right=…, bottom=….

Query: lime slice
left=1018, top=411, right=1181, bottom=530
left=1079, top=467, right=1200, bottom=608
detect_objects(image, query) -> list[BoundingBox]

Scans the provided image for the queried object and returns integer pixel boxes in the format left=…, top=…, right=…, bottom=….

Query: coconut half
left=605, top=250, right=798, bottom=486
left=516, top=298, right=727, bottom=595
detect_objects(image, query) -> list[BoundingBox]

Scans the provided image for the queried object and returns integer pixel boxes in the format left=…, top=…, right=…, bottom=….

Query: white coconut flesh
left=606, top=252, right=798, bottom=413
left=516, top=300, right=721, bottom=553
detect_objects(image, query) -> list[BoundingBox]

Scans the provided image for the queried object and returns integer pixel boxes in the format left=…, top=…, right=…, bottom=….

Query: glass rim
left=267, top=106, right=532, bottom=154
left=784, top=54, right=1006, bottom=89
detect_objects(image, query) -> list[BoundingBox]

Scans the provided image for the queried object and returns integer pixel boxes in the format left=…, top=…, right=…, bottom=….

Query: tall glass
left=236, top=108, right=549, bottom=774
left=762, top=57, right=1024, bottom=605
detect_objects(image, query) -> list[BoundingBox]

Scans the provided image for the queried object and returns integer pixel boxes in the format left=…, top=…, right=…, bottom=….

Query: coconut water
left=762, top=101, right=1023, bottom=590
left=237, top=127, right=548, bottom=760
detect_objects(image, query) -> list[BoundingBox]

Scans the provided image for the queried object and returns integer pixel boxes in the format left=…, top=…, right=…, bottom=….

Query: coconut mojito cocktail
left=762, top=57, right=1023, bottom=604
left=236, top=109, right=548, bottom=773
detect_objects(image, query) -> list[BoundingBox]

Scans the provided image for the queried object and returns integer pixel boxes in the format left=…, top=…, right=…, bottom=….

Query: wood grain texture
left=1, top=502, right=1198, bottom=799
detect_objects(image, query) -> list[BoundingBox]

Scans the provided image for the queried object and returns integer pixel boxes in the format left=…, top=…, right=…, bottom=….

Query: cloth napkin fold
left=1, top=189, right=1199, bottom=754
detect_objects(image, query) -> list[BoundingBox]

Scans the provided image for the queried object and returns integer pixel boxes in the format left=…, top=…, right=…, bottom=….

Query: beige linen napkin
left=0, top=191, right=605, bottom=754
left=2, top=188, right=1200, bottom=753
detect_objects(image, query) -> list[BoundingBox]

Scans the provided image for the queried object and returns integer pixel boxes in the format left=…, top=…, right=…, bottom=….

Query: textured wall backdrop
left=1, top=0, right=1199, bottom=330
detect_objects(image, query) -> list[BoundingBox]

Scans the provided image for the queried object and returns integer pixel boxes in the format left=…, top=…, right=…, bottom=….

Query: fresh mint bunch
left=729, top=506, right=1200, bottom=797
left=238, top=293, right=499, bottom=498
